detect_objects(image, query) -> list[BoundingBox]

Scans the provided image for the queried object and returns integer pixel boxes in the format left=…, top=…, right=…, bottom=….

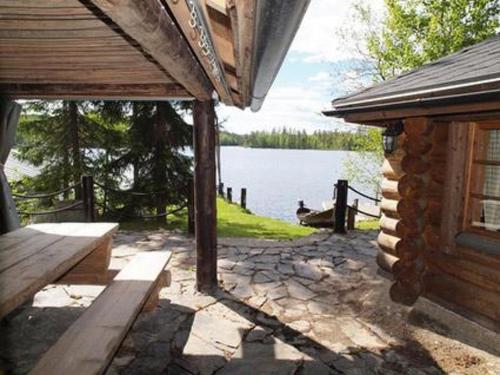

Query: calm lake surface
left=220, top=146, right=375, bottom=223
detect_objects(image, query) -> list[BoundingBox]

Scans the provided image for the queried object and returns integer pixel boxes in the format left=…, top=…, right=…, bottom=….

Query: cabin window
left=466, top=123, right=500, bottom=235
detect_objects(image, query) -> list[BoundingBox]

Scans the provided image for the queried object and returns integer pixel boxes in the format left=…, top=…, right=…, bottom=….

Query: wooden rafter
left=0, top=83, right=191, bottom=100
left=164, top=0, right=233, bottom=104
left=86, top=0, right=213, bottom=100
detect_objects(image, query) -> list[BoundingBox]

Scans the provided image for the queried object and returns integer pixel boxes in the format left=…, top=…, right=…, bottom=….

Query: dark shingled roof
left=327, top=33, right=500, bottom=115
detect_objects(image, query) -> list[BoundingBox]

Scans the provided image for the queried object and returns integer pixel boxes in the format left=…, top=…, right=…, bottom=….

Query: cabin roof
left=0, top=0, right=309, bottom=111
left=324, top=33, right=500, bottom=122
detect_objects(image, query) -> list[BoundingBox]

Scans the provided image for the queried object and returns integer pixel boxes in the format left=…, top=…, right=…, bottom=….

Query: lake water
left=220, top=146, right=376, bottom=223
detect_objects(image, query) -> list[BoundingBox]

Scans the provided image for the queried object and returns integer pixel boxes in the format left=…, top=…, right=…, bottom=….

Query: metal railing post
left=227, top=187, right=232, bottom=203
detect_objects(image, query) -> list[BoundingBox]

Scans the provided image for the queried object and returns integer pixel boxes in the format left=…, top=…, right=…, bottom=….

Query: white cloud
left=217, top=83, right=347, bottom=134
left=291, top=0, right=385, bottom=63
left=215, top=0, right=385, bottom=134
left=308, top=71, right=331, bottom=82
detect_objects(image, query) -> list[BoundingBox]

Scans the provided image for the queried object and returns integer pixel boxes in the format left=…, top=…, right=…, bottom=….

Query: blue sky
left=217, top=0, right=385, bottom=134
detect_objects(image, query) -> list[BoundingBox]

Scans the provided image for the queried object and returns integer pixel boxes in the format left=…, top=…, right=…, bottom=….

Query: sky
left=217, top=0, right=385, bottom=134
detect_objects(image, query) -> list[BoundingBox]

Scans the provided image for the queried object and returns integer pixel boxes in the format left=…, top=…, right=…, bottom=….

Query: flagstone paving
left=1, top=229, right=500, bottom=375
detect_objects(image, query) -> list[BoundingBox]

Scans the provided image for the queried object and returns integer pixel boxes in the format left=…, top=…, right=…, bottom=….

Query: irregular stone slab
left=261, top=270, right=282, bottom=281
left=255, top=262, right=277, bottom=271
left=189, top=310, right=250, bottom=350
left=167, top=293, right=218, bottom=312
left=231, top=283, right=254, bottom=300
left=33, top=286, right=74, bottom=308
left=181, top=334, right=227, bottom=375
left=247, top=295, right=267, bottom=308
left=253, top=271, right=272, bottom=283
left=267, top=286, right=288, bottom=301
left=219, top=259, right=236, bottom=270
left=307, top=300, right=338, bottom=315
left=217, top=338, right=303, bottom=375
left=338, top=318, right=386, bottom=349
left=277, top=262, right=294, bottom=275
left=287, top=280, right=317, bottom=301
left=289, top=320, right=311, bottom=333
left=245, top=326, right=273, bottom=343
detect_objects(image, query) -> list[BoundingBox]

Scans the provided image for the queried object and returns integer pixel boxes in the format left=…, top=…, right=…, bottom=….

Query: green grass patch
left=356, top=219, right=380, bottom=230
left=119, top=198, right=317, bottom=240
left=217, top=198, right=316, bottom=240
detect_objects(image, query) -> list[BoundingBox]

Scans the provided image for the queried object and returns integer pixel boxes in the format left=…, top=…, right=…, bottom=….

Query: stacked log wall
left=378, top=118, right=439, bottom=306
left=377, top=118, right=500, bottom=328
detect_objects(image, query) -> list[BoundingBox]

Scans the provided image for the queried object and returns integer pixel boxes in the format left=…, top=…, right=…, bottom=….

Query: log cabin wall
left=378, top=117, right=500, bottom=331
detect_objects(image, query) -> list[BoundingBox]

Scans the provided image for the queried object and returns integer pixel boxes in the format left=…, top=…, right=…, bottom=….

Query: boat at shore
left=296, top=200, right=334, bottom=227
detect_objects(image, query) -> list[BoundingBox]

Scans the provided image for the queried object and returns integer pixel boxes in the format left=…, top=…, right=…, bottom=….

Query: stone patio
left=1, top=229, right=500, bottom=374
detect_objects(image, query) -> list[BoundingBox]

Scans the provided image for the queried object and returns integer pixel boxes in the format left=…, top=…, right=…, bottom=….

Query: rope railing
left=96, top=201, right=188, bottom=220
left=347, top=185, right=381, bottom=203
left=93, top=181, right=187, bottom=197
left=18, top=201, right=83, bottom=216
left=12, top=182, right=82, bottom=200
left=347, top=204, right=381, bottom=219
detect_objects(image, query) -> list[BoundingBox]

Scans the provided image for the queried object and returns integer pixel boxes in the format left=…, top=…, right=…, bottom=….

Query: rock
left=219, top=259, right=236, bottom=270
left=289, top=320, right=311, bottom=333
left=301, top=359, right=335, bottom=375
left=189, top=310, right=249, bottom=350
left=217, top=339, right=303, bottom=375
left=267, top=286, right=288, bottom=301
left=245, top=326, right=272, bottom=342
left=180, top=334, right=227, bottom=375
left=287, top=280, right=317, bottom=301
left=277, top=262, right=294, bottom=275
left=253, top=272, right=272, bottom=283
left=344, top=259, right=366, bottom=272
left=338, top=318, right=385, bottom=349
left=32, top=286, right=74, bottom=308
left=293, top=263, right=323, bottom=281
left=247, top=295, right=267, bottom=308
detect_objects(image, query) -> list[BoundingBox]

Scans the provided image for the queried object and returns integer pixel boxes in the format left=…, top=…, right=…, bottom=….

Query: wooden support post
left=187, top=178, right=195, bottom=235
left=193, top=100, right=217, bottom=291
left=347, top=198, right=358, bottom=230
left=227, top=187, right=232, bottom=203
left=81, top=175, right=95, bottom=222
left=240, top=188, right=247, bottom=209
left=334, top=180, right=348, bottom=234
left=218, top=182, right=224, bottom=197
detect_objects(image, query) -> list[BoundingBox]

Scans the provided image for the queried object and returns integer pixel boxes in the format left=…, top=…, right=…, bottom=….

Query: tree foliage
left=15, top=100, right=192, bottom=222
left=366, top=0, right=500, bottom=80
left=219, top=128, right=368, bottom=150
left=341, top=0, right=499, bottom=194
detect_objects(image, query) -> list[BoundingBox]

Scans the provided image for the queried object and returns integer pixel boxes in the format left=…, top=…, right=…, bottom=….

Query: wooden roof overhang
left=323, top=34, right=500, bottom=125
left=0, top=0, right=309, bottom=109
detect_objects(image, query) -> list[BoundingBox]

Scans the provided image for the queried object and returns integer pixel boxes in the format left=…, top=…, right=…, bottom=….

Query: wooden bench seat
left=0, top=223, right=118, bottom=318
left=30, top=251, right=172, bottom=375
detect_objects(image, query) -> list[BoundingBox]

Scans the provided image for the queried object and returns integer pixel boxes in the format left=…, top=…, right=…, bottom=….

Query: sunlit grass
left=356, top=219, right=380, bottom=231
left=119, top=198, right=317, bottom=239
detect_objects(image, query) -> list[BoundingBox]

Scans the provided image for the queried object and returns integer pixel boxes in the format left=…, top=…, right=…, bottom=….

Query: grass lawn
left=217, top=198, right=316, bottom=240
left=119, top=198, right=317, bottom=240
left=356, top=219, right=380, bottom=230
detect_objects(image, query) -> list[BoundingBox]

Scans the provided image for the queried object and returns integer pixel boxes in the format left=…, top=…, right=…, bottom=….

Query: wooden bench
left=0, top=222, right=118, bottom=318
left=30, top=251, right=172, bottom=375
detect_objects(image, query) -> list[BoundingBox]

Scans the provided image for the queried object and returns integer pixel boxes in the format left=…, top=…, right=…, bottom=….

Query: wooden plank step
left=0, top=223, right=118, bottom=318
left=30, top=251, right=172, bottom=375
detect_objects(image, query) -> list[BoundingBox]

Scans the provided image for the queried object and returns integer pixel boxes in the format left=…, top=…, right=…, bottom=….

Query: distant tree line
left=220, top=128, right=370, bottom=150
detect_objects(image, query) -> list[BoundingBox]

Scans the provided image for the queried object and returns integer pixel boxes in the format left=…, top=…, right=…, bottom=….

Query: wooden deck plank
left=0, top=223, right=118, bottom=318
left=30, top=251, right=172, bottom=375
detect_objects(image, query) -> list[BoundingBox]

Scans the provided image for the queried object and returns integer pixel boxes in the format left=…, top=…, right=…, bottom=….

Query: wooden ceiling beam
left=86, top=0, right=213, bottom=100
left=164, top=0, right=233, bottom=105
left=1, top=83, right=192, bottom=100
